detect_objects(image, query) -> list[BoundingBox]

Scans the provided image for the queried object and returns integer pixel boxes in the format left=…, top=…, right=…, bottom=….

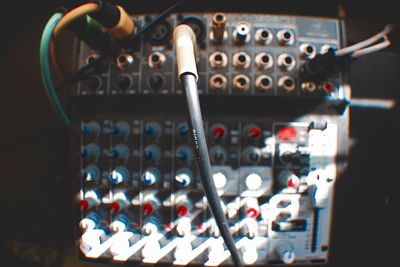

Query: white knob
left=213, top=172, right=227, bottom=189
left=245, top=173, right=262, bottom=190
left=276, top=241, right=296, bottom=264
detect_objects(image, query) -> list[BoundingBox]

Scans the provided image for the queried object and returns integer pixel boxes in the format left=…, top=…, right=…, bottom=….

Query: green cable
left=39, top=12, right=70, bottom=126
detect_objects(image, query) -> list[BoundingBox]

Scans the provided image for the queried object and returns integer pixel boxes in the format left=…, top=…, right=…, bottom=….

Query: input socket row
left=209, top=51, right=296, bottom=71
left=209, top=74, right=294, bottom=92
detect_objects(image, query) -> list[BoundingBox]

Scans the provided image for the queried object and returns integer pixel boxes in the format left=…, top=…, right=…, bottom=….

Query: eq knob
left=243, top=124, right=262, bottom=140
left=242, top=146, right=262, bottom=164
left=175, top=194, right=193, bottom=217
left=144, top=122, right=162, bottom=139
left=141, top=167, right=160, bottom=186
left=107, top=144, right=130, bottom=160
left=81, top=121, right=100, bottom=137
left=144, top=145, right=161, bottom=162
left=110, top=166, right=129, bottom=184
left=242, top=197, right=260, bottom=218
left=176, top=145, right=193, bottom=163
left=176, top=122, right=189, bottom=138
left=209, top=123, right=227, bottom=140
left=209, top=146, right=228, bottom=164
left=82, top=164, right=101, bottom=181
left=108, top=121, right=131, bottom=137
left=142, top=193, right=161, bottom=216
left=278, top=171, right=301, bottom=188
left=175, top=168, right=192, bottom=187
left=110, top=191, right=130, bottom=214
left=115, top=74, right=132, bottom=90
left=80, top=190, right=101, bottom=211
left=81, top=143, right=100, bottom=159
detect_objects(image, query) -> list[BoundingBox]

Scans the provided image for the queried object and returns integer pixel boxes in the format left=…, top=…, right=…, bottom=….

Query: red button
left=278, top=127, right=297, bottom=141
left=110, top=202, right=120, bottom=214
left=323, top=82, right=334, bottom=93
left=79, top=200, right=89, bottom=211
left=246, top=207, right=260, bottom=218
left=287, top=175, right=300, bottom=188
left=249, top=127, right=261, bottom=139
left=213, top=127, right=225, bottom=139
left=142, top=203, right=154, bottom=216
left=176, top=205, right=188, bottom=217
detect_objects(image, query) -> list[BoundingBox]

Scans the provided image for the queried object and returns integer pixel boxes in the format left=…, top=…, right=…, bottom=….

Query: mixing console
left=71, top=12, right=349, bottom=266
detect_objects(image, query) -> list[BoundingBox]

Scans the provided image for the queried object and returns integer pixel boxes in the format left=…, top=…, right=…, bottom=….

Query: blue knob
left=144, top=122, right=161, bottom=138
left=142, top=168, right=159, bottom=186
left=176, top=146, right=192, bottom=162
left=177, top=122, right=189, bottom=137
left=110, top=166, right=129, bottom=184
left=144, top=145, right=161, bottom=162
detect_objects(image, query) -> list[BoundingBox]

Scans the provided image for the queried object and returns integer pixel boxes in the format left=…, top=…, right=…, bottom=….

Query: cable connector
left=89, top=0, right=135, bottom=40
left=69, top=16, right=111, bottom=52
left=173, top=25, right=199, bottom=81
left=300, top=24, right=392, bottom=81
left=299, top=49, right=350, bottom=81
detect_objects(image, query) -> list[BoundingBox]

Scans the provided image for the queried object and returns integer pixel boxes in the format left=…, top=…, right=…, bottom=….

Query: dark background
left=0, top=1, right=399, bottom=266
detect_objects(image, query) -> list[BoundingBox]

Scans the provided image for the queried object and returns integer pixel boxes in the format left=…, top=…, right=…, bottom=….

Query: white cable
left=336, top=24, right=392, bottom=56
left=351, top=38, right=391, bottom=58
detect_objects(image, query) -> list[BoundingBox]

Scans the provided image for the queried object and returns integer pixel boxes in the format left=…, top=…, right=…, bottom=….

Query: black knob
left=148, top=74, right=164, bottom=90
left=116, top=75, right=131, bottom=90
left=86, top=76, right=101, bottom=90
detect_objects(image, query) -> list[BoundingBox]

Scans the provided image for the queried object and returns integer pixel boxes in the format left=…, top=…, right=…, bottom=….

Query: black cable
left=56, top=57, right=106, bottom=89
left=122, top=0, right=187, bottom=47
left=181, top=73, right=244, bottom=267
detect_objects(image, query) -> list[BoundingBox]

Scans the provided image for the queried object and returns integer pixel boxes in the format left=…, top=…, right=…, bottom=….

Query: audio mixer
left=71, top=12, right=350, bottom=266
